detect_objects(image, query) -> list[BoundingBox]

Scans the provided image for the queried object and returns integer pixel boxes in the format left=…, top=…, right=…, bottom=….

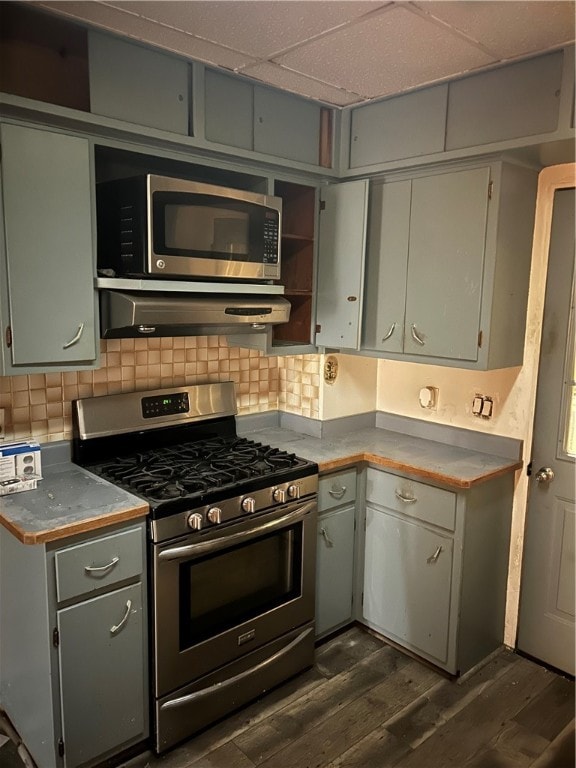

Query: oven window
left=179, top=525, right=302, bottom=648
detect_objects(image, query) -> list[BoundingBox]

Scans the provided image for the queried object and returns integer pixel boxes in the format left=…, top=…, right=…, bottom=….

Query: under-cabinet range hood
left=100, top=290, right=291, bottom=338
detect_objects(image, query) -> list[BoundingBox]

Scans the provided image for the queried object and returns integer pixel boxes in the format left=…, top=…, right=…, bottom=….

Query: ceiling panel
left=106, top=1, right=388, bottom=58
left=275, top=5, right=497, bottom=98
left=417, top=1, right=576, bottom=59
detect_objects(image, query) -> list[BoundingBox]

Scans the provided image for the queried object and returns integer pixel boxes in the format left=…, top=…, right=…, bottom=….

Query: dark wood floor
left=123, top=626, right=574, bottom=768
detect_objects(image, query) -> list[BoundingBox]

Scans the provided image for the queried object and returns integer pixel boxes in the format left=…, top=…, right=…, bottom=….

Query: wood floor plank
left=234, top=644, right=410, bottom=765
left=462, top=721, right=551, bottom=767
left=315, top=626, right=389, bottom=678
left=512, top=674, right=575, bottom=741
left=254, top=658, right=439, bottom=768
left=530, top=718, right=576, bottom=768
left=392, top=657, right=553, bottom=768
left=384, top=649, right=520, bottom=752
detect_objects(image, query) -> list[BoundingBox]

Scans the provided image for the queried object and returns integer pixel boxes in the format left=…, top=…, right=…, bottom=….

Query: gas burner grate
left=90, top=437, right=305, bottom=504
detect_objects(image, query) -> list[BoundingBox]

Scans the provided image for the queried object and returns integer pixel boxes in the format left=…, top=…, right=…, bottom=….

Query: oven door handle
left=160, top=626, right=314, bottom=711
left=158, top=501, right=316, bottom=561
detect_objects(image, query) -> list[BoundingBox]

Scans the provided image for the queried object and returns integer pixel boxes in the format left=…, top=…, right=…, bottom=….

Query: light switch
left=472, top=396, right=483, bottom=415
left=481, top=398, right=493, bottom=418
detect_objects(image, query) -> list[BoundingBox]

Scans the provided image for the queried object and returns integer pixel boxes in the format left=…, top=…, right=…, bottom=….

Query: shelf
left=282, top=233, right=314, bottom=243
left=95, top=277, right=285, bottom=295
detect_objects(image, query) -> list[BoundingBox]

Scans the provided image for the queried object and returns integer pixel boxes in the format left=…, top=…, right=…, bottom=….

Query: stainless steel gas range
left=72, top=382, right=318, bottom=754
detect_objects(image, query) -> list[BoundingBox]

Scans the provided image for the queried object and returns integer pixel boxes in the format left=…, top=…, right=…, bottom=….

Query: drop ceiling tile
left=416, top=1, right=576, bottom=59
left=239, top=62, right=364, bottom=106
left=32, top=1, right=256, bottom=69
left=105, top=1, right=388, bottom=58
left=276, top=5, right=497, bottom=98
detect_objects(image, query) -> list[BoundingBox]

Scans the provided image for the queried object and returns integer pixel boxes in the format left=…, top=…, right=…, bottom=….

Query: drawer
left=366, top=468, right=456, bottom=531
left=319, top=469, right=357, bottom=512
left=55, top=526, right=144, bottom=603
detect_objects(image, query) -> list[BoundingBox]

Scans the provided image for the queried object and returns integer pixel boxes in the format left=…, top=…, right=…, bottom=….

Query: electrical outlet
left=0, top=409, right=5, bottom=440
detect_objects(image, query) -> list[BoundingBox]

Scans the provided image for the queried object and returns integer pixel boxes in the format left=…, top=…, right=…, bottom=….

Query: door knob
left=535, top=467, right=555, bottom=484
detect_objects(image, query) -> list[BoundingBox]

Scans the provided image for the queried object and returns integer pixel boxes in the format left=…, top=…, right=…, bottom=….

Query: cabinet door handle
left=328, top=486, right=346, bottom=499
left=381, top=322, right=396, bottom=342
left=320, top=527, right=334, bottom=548
left=62, top=322, right=85, bottom=349
left=395, top=490, right=417, bottom=504
left=410, top=324, right=425, bottom=346
left=110, top=599, right=132, bottom=635
left=427, top=546, right=443, bottom=564
left=84, top=556, right=119, bottom=574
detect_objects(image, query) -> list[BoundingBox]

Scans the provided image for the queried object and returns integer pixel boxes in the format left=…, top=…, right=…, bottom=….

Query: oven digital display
left=142, top=392, right=189, bottom=418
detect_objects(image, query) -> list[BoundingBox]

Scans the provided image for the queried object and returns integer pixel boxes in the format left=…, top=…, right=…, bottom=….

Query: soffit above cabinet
left=29, top=1, right=575, bottom=107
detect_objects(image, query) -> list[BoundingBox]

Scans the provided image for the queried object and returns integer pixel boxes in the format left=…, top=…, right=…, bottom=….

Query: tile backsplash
left=0, top=337, right=321, bottom=443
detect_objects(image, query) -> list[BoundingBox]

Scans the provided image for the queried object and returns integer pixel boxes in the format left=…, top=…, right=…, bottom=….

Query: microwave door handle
left=158, top=501, right=316, bottom=561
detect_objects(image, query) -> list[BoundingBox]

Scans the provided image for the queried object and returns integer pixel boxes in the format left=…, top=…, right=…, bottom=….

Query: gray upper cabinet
left=204, top=69, right=253, bottom=150
left=89, top=31, right=189, bottom=135
left=0, top=123, right=98, bottom=373
left=362, top=160, right=538, bottom=369
left=350, top=84, right=448, bottom=168
left=316, top=179, right=369, bottom=349
left=204, top=68, right=324, bottom=166
left=253, top=86, right=321, bottom=165
left=445, top=51, right=563, bottom=150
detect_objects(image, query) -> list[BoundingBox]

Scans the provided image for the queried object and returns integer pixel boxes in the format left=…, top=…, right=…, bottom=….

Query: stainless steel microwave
left=96, top=175, right=282, bottom=281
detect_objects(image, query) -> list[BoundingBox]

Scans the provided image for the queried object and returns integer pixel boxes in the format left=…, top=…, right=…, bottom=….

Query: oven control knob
left=187, top=512, right=203, bottom=531
left=273, top=488, right=287, bottom=504
left=241, top=497, right=256, bottom=513
left=207, top=507, right=222, bottom=525
left=287, top=484, right=300, bottom=500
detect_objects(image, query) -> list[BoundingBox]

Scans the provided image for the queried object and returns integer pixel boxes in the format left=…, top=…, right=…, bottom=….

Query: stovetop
left=72, top=383, right=318, bottom=523
left=87, top=435, right=315, bottom=516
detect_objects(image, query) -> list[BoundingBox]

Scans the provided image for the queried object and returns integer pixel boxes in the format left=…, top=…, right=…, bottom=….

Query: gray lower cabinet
left=361, top=159, right=538, bottom=369
left=316, top=469, right=357, bottom=638
left=0, top=122, right=98, bottom=374
left=360, top=467, right=513, bottom=675
left=0, top=521, right=148, bottom=768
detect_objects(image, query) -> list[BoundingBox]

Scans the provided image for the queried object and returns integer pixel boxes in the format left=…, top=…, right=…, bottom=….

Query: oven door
left=152, top=499, right=317, bottom=697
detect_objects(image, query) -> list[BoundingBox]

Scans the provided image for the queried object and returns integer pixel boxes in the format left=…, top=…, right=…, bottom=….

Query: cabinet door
left=363, top=505, right=453, bottom=664
left=362, top=180, right=411, bottom=353
left=446, top=51, right=563, bottom=149
left=316, top=180, right=369, bottom=349
left=205, top=69, right=253, bottom=150
left=404, top=166, right=490, bottom=361
left=316, top=505, right=356, bottom=637
left=89, top=32, right=189, bottom=135
left=350, top=84, right=447, bottom=168
left=57, top=583, right=146, bottom=768
left=254, top=86, right=321, bottom=165
left=0, top=123, right=97, bottom=367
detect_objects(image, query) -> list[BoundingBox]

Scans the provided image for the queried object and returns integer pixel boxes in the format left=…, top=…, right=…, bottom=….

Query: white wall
left=319, top=354, right=377, bottom=420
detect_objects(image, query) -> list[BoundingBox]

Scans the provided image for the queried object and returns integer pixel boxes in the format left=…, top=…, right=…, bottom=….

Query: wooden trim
left=0, top=503, right=149, bottom=545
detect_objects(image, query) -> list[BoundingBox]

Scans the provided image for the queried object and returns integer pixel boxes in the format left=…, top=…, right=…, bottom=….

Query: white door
left=517, top=185, right=575, bottom=675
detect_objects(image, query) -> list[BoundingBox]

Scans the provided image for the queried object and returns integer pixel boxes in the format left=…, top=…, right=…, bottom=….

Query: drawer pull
left=110, top=599, right=132, bottom=635
left=427, top=546, right=443, bottom=564
left=395, top=490, right=417, bottom=504
left=84, top=556, right=119, bottom=575
left=328, top=486, right=346, bottom=499
left=62, top=322, right=85, bottom=349
left=320, top=527, right=334, bottom=548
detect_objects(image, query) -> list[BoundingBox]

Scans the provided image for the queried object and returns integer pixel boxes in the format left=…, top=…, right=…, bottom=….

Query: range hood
left=100, top=290, right=291, bottom=338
